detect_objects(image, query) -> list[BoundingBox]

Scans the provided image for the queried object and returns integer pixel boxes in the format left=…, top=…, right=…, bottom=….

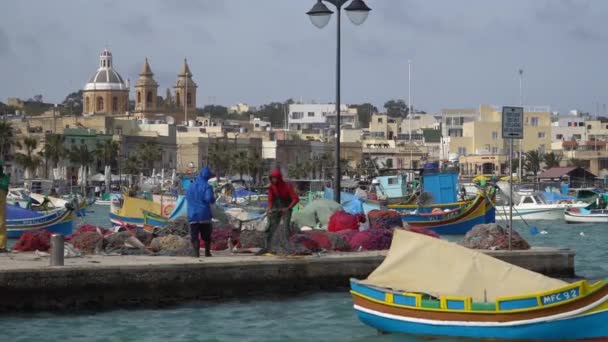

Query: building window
left=538, top=132, right=545, bottom=138
left=530, top=117, right=539, bottom=126
left=491, top=147, right=498, bottom=154
left=578, top=122, right=584, bottom=127
left=556, top=134, right=563, bottom=140
left=137, top=92, right=141, bottom=104
left=587, top=125, right=592, bottom=129
left=291, top=112, right=303, bottom=119
left=112, top=97, right=118, bottom=112
left=85, top=97, right=90, bottom=112
left=176, top=92, right=181, bottom=107
left=491, top=131, right=498, bottom=140
left=378, top=118, right=383, bottom=123
left=484, top=144, right=490, bottom=151
left=96, top=97, right=104, bottom=111
left=146, top=91, right=153, bottom=104
left=458, top=147, right=467, bottom=156
left=573, top=134, right=582, bottom=140
left=307, top=112, right=315, bottom=117
left=187, top=92, right=192, bottom=105
left=386, top=158, right=393, bottom=168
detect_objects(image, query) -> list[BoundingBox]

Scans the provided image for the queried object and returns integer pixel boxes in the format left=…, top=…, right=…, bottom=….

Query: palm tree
left=44, top=134, right=67, bottom=168
left=123, top=155, right=141, bottom=175
left=0, top=121, right=16, bottom=160
left=246, top=151, right=265, bottom=184
left=138, top=141, right=162, bottom=175
left=524, top=150, right=544, bottom=176
left=208, top=141, right=231, bottom=179
left=15, top=137, right=41, bottom=178
left=232, top=151, right=249, bottom=180
left=94, top=139, right=120, bottom=172
left=543, top=152, right=562, bottom=169
left=69, top=144, right=94, bottom=168
left=288, top=161, right=307, bottom=179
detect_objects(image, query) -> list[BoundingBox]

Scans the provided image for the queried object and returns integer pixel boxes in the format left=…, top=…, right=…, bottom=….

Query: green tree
left=232, top=151, right=249, bottom=180
left=69, top=144, right=94, bottom=168
left=543, top=152, right=563, bottom=169
left=43, top=134, right=67, bottom=168
left=255, top=99, right=293, bottom=127
left=123, top=155, right=141, bottom=175
left=350, top=103, right=378, bottom=128
left=288, top=161, right=307, bottom=179
left=138, top=141, right=162, bottom=175
left=247, top=151, right=266, bottom=184
left=95, top=139, right=120, bottom=171
left=208, top=140, right=231, bottom=179
left=0, top=121, right=16, bottom=160
left=524, top=150, right=544, bottom=176
left=60, top=90, right=83, bottom=116
left=384, top=99, right=409, bottom=118
left=15, top=137, right=41, bottom=178
left=199, top=105, right=229, bottom=118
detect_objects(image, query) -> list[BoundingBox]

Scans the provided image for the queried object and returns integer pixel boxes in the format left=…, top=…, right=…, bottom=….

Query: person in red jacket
left=258, top=169, right=299, bottom=254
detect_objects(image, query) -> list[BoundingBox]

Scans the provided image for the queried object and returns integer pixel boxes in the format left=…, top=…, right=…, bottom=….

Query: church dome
left=84, top=49, right=128, bottom=91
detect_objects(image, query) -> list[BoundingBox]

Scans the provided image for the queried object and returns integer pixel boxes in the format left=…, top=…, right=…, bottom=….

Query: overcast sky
left=1, top=0, right=607, bottom=114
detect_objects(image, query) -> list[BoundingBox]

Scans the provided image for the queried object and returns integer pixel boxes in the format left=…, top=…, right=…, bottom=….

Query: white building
left=288, top=103, right=357, bottom=132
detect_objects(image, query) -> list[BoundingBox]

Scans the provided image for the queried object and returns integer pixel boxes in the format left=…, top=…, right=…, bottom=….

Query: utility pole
left=518, top=68, right=523, bottom=182
left=408, top=60, right=413, bottom=168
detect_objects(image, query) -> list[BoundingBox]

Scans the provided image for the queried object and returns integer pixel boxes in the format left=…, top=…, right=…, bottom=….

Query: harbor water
left=1, top=205, right=606, bottom=342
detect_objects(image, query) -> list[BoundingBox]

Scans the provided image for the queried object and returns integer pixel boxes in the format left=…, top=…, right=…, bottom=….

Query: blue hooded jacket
left=186, top=167, right=216, bottom=223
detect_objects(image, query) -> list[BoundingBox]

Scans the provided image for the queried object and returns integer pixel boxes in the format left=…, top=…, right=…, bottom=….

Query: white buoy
left=540, top=230, right=548, bottom=235
left=580, top=232, right=586, bottom=237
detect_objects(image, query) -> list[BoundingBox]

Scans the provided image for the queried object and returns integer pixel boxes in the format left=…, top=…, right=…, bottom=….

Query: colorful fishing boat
left=6, top=205, right=73, bottom=238
left=403, top=193, right=495, bottom=235
left=351, top=229, right=608, bottom=341
left=109, top=195, right=162, bottom=228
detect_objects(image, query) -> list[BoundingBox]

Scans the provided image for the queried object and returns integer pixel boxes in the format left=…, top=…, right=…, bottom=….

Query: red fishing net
left=327, top=211, right=364, bottom=233
left=13, top=230, right=53, bottom=252
left=367, top=210, right=402, bottom=230
left=407, top=226, right=440, bottom=238
left=349, top=229, right=393, bottom=251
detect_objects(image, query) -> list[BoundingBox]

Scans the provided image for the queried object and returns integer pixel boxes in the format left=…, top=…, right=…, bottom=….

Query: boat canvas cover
left=118, top=196, right=162, bottom=217
left=361, top=229, right=566, bottom=302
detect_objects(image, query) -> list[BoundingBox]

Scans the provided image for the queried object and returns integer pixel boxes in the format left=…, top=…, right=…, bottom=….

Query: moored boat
left=6, top=205, right=73, bottom=238
left=403, top=193, right=495, bottom=235
left=110, top=195, right=162, bottom=228
left=564, top=207, right=608, bottom=224
left=350, top=229, right=608, bottom=340
left=496, top=189, right=587, bottom=221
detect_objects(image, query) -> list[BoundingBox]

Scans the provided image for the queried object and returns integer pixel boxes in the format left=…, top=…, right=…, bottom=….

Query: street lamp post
left=307, top=0, right=371, bottom=203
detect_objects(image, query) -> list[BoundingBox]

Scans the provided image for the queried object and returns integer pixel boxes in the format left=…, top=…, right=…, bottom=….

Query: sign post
left=502, top=106, right=524, bottom=251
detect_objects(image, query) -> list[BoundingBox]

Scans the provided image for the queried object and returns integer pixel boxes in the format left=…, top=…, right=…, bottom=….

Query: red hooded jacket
left=268, top=169, right=299, bottom=210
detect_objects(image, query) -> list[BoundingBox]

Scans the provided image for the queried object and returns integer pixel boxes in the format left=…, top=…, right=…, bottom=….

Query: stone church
left=82, top=48, right=198, bottom=121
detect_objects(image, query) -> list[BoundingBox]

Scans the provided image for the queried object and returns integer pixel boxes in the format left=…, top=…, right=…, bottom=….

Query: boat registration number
left=541, top=288, right=579, bottom=306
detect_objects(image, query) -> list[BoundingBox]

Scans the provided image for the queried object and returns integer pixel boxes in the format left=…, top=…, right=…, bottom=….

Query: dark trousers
left=190, top=222, right=212, bottom=257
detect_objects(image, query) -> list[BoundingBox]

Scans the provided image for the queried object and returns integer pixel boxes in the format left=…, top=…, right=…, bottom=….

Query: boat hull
left=564, top=209, right=608, bottom=224
left=351, top=280, right=608, bottom=341
left=496, top=204, right=587, bottom=221
left=405, top=195, right=495, bottom=235
left=7, top=208, right=73, bottom=238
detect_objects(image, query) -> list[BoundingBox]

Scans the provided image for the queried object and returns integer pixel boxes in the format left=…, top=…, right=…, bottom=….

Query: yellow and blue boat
left=351, top=229, right=608, bottom=340
left=110, top=195, right=163, bottom=228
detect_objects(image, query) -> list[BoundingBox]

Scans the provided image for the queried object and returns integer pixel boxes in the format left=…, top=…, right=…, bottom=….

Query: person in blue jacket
left=186, top=167, right=216, bottom=257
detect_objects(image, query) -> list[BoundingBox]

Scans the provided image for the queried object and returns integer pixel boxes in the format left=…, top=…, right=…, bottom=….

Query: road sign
left=502, top=106, right=524, bottom=139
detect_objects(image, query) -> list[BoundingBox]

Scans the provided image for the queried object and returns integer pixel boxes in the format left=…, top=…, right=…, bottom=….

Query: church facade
left=82, top=49, right=198, bottom=121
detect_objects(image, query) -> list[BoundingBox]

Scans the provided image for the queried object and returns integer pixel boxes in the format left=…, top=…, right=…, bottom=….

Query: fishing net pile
left=13, top=230, right=52, bottom=252
left=239, top=230, right=265, bottom=248
left=70, top=231, right=104, bottom=254
left=103, top=230, right=150, bottom=255
left=349, top=229, right=394, bottom=251
left=327, top=211, right=365, bottom=233
left=291, top=199, right=341, bottom=229
left=367, top=210, right=402, bottom=230
left=150, top=235, right=192, bottom=256
left=201, top=226, right=239, bottom=251
left=462, top=223, right=530, bottom=250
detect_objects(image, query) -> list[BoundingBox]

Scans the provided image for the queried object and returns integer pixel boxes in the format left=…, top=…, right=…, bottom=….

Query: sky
left=1, top=0, right=608, bottom=114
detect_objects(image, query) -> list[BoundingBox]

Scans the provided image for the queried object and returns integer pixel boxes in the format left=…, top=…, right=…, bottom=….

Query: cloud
left=120, top=14, right=156, bottom=37
left=156, top=0, right=225, bottom=16
left=0, top=27, right=10, bottom=56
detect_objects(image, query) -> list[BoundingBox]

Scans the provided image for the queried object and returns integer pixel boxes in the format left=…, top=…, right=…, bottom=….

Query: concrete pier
left=0, top=248, right=575, bottom=312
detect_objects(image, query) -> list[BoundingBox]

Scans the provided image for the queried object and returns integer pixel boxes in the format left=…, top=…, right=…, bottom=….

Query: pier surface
left=0, top=247, right=575, bottom=312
